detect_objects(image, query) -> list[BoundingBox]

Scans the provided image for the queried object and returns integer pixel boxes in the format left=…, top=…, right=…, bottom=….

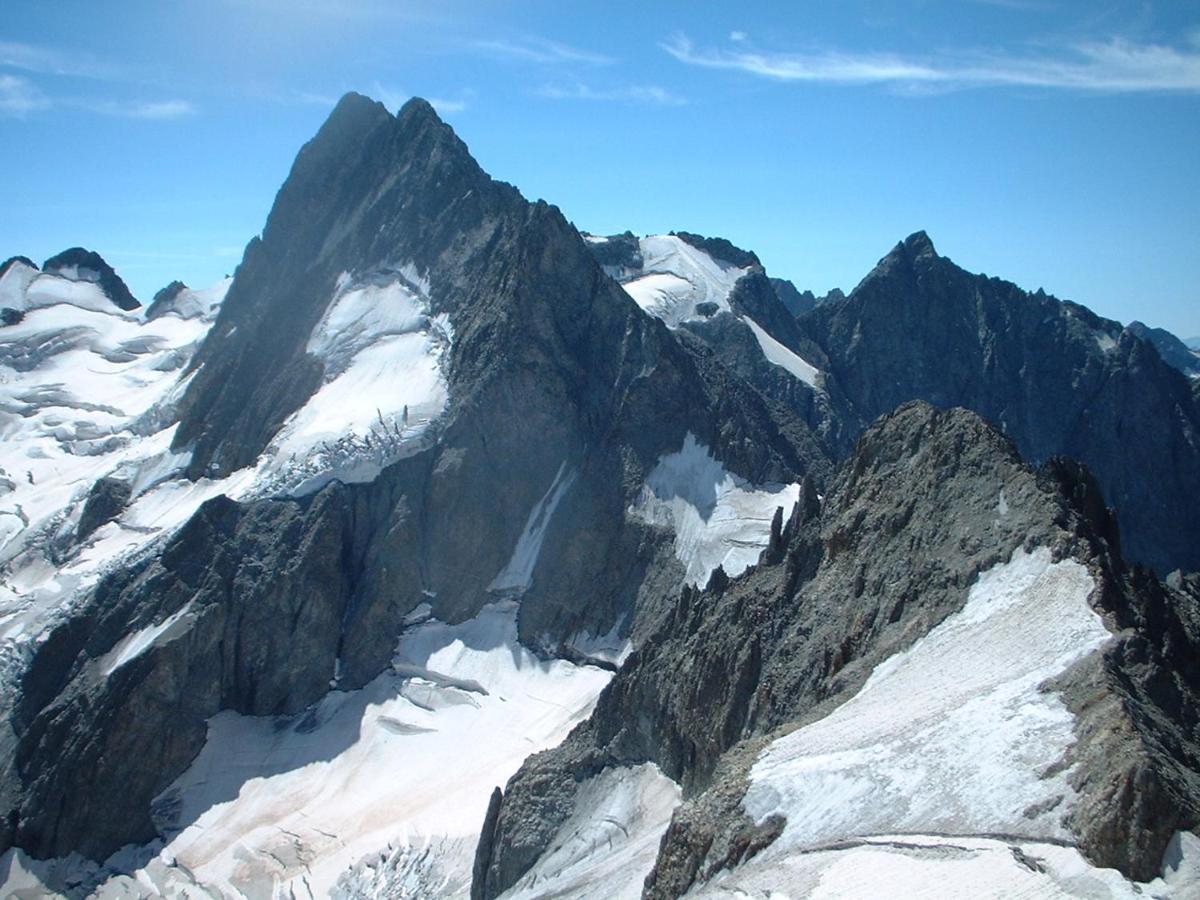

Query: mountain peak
left=0, top=255, right=37, bottom=279
left=328, top=90, right=390, bottom=123
left=396, top=95, right=440, bottom=123
left=903, top=230, right=937, bottom=258
left=305, top=92, right=392, bottom=157
left=41, top=247, right=140, bottom=310
left=852, top=230, right=943, bottom=294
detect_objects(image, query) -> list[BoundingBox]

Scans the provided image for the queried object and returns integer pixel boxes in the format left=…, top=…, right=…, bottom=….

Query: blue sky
left=2, top=0, right=1198, bottom=337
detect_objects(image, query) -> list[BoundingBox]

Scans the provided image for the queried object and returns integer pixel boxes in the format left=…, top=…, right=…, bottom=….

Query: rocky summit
left=0, top=95, right=1197, bottom=899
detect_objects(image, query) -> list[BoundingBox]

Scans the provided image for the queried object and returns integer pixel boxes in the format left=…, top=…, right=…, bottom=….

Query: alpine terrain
left=1, top=94, right=1197, bottom=899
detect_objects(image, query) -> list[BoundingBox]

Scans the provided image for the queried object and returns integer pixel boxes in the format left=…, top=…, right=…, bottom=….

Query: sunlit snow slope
left=630, top=432, right=799, bottom=587
left=0, top=263, right=451, bottom=691
left=0, top=262, right=230, bottom=656
left=691, top=548, right=1198, bottom=898
left=0, top=255, right=489, bottom=896
left=600, top=234, right=823, bottom=389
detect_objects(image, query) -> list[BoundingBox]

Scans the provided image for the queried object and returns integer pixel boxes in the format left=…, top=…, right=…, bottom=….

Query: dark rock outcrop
left=145, top=280, right=189, bottom=320
left=771, top=283, right=845, bottom=318
left=797, top=231, right=1200, bottom=575
left=0, top=255, right=37, bottom=279
left=584, top=231, right=643, bottom=273
left=474, top=402, right=1200, bottom=897
left=671, top=232, right=760, bottom=269
left=4, top=486, right=353, bottom=859
left=76, top=477, right=132, bottom=542
left=42, top=247, right=140, bottom=311
left=769, top=278, right=813, bottom=317
left=1126, top=320, right=1200, bottom=378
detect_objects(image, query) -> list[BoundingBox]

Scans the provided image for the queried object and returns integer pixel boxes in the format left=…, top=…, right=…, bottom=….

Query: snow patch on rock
left=501, top=763, right=681, bottom=900
left=743, top=317, right=821, bottom=388
left=742, top=548, right=1110, bottom=855
left=630, top=432, right=799, bottom=587
left=690, top=831, right=1200, bottom=899
left=621, top=235, right=747, bottom=327
left=260, top=269, right=451, bottom=496
left=489, top=462, right=577, bottom=596
left=98, top=601, right=196, bottom=676
left=611, top=234, right=823, bottom=388
left=27, top=602, right=615, bottom=899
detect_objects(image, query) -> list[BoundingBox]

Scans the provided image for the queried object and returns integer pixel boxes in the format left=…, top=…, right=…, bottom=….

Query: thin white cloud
left=217, top=0, right=448, bottom=24
left=372, top=82, right=471, bottom=115
left=730, top=31, right=748, bottom=43
left=663, top=33, right=1200, bottom=93
left=474, top=35, right=613, bottom=66
left=90, top=99, right=196, bottom=119
left=1, top=40, right=194, bottom=118
left=0, top=74, right=50, bottom=116
left=0, top=39, right=119, bottom=80
left=964, top=0, right=1051, bottom=9
left=429, top=96, right=469, bottom=113
left=372, top=81, right=409, bottom=114
left=536, top=82, right=686, bottom=106
left=291, top=90, right=342, bottom=107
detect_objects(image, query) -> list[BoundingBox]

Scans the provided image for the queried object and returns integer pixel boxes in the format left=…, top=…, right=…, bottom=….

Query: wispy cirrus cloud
left=536, top=81, right=686, bottom=106
left=0, top=39, right=120, bottom=80
left=0, top=39, right=196, bottom=118
left=0, top=74, right=50, bottom=115
left=662, top=33, right=1200, bottom=93
left=965, top=0, right=1053, bottom=9
left=473, top=35, right=613, bottom=66
left=0, top=84, right=196, bottom=119
left=372, top=82, right=472, bottom=115
left=88, top=98, right=196, bottom=119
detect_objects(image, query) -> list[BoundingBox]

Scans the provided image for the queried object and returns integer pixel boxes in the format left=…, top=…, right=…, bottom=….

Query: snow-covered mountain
left=1, top=95, right=1198, bottom=900
left=0, top=257, right=230, bottom=666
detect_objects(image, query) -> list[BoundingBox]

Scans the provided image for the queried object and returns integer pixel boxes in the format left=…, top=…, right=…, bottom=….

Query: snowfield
left=621, top=235, right=746, bottom=328
left=500, top=763, right=681, bottom=900
left=0, top=263, right=233, bottom=672
left=630, top=432, right=800, bottom=587
left=601, top=233, right=823, bottom=389
left=260, top=266, right=452, bottom=496
left=743, top=548, right=1107, bottom=845
left=2, top=602, right=615, bottom=898
left=690, top=832, right=1200, bottom=899
left=0, top=264, right=452, bottom=700
left=689, top=548, right=1198, bottom=898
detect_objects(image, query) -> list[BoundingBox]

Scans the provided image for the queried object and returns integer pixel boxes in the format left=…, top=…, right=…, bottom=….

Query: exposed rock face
left=0, top=96, right=830, bottom=865
left=769, top=278, right=814, bottom=317
left=473, top=402, right=1200, bottom=897
left=0, top=256, right=37, bottom=279
left=3, top=487, right=352, bottom=859
left=798, top=231, right=1200, bottom=575
left=585, top=230, right=643, bottom=273
left=145, top=280, right=188, bottom=319
left=770, top=282, right=845, bottom=317
left=41, top=247, right=140, bottom=311
left=75, top=477, right=132, bottom=542
left=1126, top=320, right=1200, bottom=378
left=672, top=232, right=760, bottom=269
